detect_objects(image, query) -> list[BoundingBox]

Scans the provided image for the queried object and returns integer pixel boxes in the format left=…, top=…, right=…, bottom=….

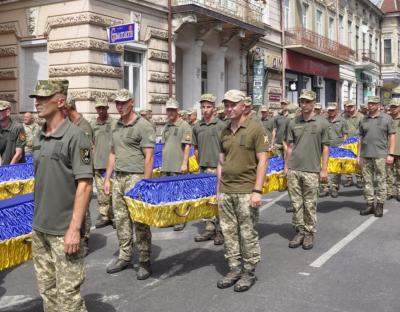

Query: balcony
left=284, top=28, right=355, bottom=65
left=354, top=49, right=380, bottom=71
left=172, top=0, right=265, bottom=33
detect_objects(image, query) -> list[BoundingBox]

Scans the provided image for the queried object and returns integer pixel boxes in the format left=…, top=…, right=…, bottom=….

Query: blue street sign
left=108, top=23, right=139, bottom=44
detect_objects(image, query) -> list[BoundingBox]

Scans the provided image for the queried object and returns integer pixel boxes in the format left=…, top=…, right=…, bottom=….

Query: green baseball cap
left=327, top=102, right=338, bottom=110
left=299, top=89, right=316, bottom=101
left=29, top=80, right=69, bottom=98
left=65, top=97, right=76, bottom=110
left=95, top=97, right=109, bottom=108
left=114, top=89, right=132, bottom=102
left=165, top=98, right=179, bottom=109
left=223, top=90, right=245, bottom=103
left=389, top=98, right=400, bottom=107
left=0, top=100, right=11, bottom=111
left=199, top=93, right=216, bottom=103
left=367, top=96, right=380, bottom=104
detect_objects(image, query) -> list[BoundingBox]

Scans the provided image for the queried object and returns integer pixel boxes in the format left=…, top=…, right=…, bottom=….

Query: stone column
left=182, top=40, right=203, bottom=109
left=207, top=46, right=227, bottom=102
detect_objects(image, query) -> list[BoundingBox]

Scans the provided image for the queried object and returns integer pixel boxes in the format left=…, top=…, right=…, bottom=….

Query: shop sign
left=108, top=23, right=139, bottom=44
left=269, top=94, right=281, bottom=101
left=252, top=60, right=265, bottom=106
left=266, top=54, right=283, bottom=70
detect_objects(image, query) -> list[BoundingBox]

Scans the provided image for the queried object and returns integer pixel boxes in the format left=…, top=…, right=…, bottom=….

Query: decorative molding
left=149, top=49, right=168, bottom=62
left=0, top=92, right=16, bottom=102
left=149, top=72, right=174, bottom=83
left=26, top=7, right=39, bottom=36
left=149, top=94, right=169, bottom=104
left=49, top=64, right=122, bottom=78
left=0, top=22, right=19, bottom=36
left=172, top=14, right=197, bottom=33
left=68, top=89, right=116, bottom=101
left=0, top=69, right=17, bottom=80
left=45, top=12, right=123, bottom=34
left=48, top=38, right=123, bottom=53
left=0, top=46, right=17, bottom=57
left=144, top=27, right=169, bottom=42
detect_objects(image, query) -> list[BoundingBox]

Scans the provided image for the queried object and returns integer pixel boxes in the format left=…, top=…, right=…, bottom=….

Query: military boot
left=344, top=179, right=353, bottom=187
left=137, top=261, right=152, bottom=280
left=319, top=188, right=330, bottom=198
left=374, top=203, right=384, bottom=218
left=288, top=230, right=305, bottom=248
left=233, top=269, right=256, bottom=292
left=360, top=203, right=375, bottom=216
left=387, top=194, right=394, bottom=200
left=355, top=180, right=363, bottom=189
left=213, top=231, right=224, bottom=245
left=106, top=259, right=130, bottom=274
left=331, top=188, right=339, bottom=198
left=217, top=267, right=242, bottom=289
left=174, top=223, right=186, bottom=231
left=194, top=230, right=215, bottom=242
left=302, top=233, right=314, bottom=250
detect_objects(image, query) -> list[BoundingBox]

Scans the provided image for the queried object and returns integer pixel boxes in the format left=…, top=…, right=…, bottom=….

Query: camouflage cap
left=29, top=80, right=69, bottom=98
left=344, top=100, right=355, bottom=107
left=389, top=98, right=400, bottom=106
left=139, top=109, right=148, bottom=115
left=217, top=104, right=225, bottom=114
left=287, top=103, right=299, bottom=114
left=260, top=105, right=268, bottom=112
left=0, top=100, right=11, bottom=111
left=223, top=89, right=245, bottom=103
left=65, top=97, right=76, bottom=110
left=280, top=98, right=290, bottom=105
left=299, top=89, right=316, bottom=101
left=367, top=96, right=380, bottom=104
left=199, top=93, right=216, bottom=103
left=314, top=103, right=322, bottom=110
left=166, top=98, right=179, bottom=110
left=360, top=103, right=367, bottom=109
left=114, top=89, right=132, bottom=102
left=327, top=102, right=338, bottom=110
left=244, top=96, right=252, bottom=106
left=95, top=97, right=109, bottom=108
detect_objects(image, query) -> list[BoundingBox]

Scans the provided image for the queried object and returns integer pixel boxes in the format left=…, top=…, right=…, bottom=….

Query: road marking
left=0, top=295, right=36, bottom=309
left=259, top=192, right=288, bottom=212
left=298, top=272, right=310, bottom=276
left=310, top=210, right=388, bottom=268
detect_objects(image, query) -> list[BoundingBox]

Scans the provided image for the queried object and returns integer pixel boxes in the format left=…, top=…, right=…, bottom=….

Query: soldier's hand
left=284, top=166, right=288, bottom=175
left=250, top=192, right=262, bottom=208
left=386, top=155, right=394, bottom=165
left=180, top=164, right=188, bottom=173
left=319, top=169, right=328, bottom=183
left=64, top=228, right=81, bottom=254
left=104, top=178, right=111, bottom=195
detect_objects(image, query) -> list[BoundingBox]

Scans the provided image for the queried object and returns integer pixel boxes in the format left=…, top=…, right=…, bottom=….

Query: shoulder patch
left=80, top=148, right=91, bottom=165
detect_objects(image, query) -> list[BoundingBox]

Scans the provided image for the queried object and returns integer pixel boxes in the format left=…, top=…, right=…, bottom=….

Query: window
left=123, top=50, right=143, bottom=109
left=384, top=39, right=392, bottom=64
left=316, top=10, right=323, bottom=35
left=302, top=3, right=309, bottom=28
left=21, top=42, right=48, bottom=112
left=348, top=21, right=352, bottom=48
left=369, top=34, right=373, bottom=58
left=339, top=16, right=344, bottom=44
left=328, top=17, right=334, bottom=40
left=284, top=0, right=290, bottom=30
left=355, top=26, right=359, bottom=59
left=375, top=38, right=379, bottom=61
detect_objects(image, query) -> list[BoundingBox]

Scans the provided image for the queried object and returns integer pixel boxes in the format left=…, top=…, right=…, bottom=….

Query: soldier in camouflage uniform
left=0, top=100, right=26, bottom=165
left=217, top=90, right=268, bottom=292
left=22, top=112, right=40, bottom=154
left=314, top=103, right=322, bottom=115
left=260, top=105, right=274, bottom=144
left=342, top=100, right=364, bottom=188
left=30, top=80, right=93, bottom=312
left=104, top=89, right=155, bottom=280
left=320, top=102, right=348, bottom=198
left=272, top=99, right=290, bottom=157
left=91, top=97, right=117, bottom=228
left=64, top=98, right=94, bottom=256
left=192, top=93, right=225, bottom=245
left=386, top=99, right=400, bottom=201
left=285, top=89, right=330, bottom=250
left=358, top=96, right=396, bottom=217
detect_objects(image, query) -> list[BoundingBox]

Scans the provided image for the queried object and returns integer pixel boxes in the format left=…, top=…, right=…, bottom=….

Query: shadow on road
left=87, top=233, right=108, bottom=255
left=318, top=200, right=364, bottom=213
left=257, top=222, right=293, bottom=241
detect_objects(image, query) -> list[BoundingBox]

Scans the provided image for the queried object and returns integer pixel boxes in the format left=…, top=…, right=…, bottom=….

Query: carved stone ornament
left=0, top=69, right=17, bottom=80
left=172, top=14, right=197, bottom=33
left=251, top=47, right=265, bottom=61
left=0, top=22, right=19, bottom=36
left=0, top=46, right=17, bottom=57
left=149, top=50, right=169, bottom=62
left=48, top=38, right=123, bottom=53
left=0, top=92, right=16, bottom=102
left=149, top=94, right=169, bottom=104
left=68, top=89, right=116, bottom=101
left=149, top=72, right=175, bottom=83
left=45, top=12, right=123, bottom=35
left=26, top=7, right=39, bottom=35
left=49, top=64, right=122, bottom=78
left=144, top=27, right=169, bottom=42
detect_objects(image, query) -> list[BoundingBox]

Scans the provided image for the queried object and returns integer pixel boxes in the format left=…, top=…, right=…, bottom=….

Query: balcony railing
left=357, top=49, right=380, bottom=65
left=172, top=0, right=264, bottom=27
left=285, top=28, right=354, bottom=63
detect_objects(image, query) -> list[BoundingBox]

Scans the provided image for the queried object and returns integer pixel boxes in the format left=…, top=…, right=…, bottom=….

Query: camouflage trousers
left=361, top=158, right=386, bottom=204
left=113, top=172, right=151, bottom=262
left=218, top=193, right=260, bottom=271
left=320, top=174, right=341, bottom=191
left=94, top=170, right=113, bottom=221
left=200, top=167, right=220, bottom=232
left=274, top=144, right=284, bottom=158
left=345, top=173, right=363, bottom=184
left=83, top=191, right=92, bottom=244
left=386, top=156, right=400, bottom=196
left=287, top=170, right=319, bottom=233
left=32, top=230, right=87, bottom=312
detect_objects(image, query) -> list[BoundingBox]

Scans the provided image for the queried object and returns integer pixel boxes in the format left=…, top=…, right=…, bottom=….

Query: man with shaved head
left=22, top=112, right=40, bottom=154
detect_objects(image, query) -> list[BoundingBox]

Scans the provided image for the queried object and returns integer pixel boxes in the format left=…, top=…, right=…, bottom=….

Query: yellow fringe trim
left=0, top=179, right=34, bottom=200
left=0, top=234, right=32, bottom=271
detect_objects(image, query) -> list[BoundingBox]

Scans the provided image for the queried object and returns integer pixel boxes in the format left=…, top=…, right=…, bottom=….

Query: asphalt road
left=1, top=185, right=400, bottom=312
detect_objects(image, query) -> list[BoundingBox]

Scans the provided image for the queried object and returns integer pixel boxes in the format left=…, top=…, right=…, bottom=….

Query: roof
left=380, top=0, right=400, bottom=13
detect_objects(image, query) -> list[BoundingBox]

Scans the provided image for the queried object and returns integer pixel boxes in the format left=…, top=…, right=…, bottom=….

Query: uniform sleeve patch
left=184, top=132, right=192, bottom=141
left=19, top=132, right=26, bottom=142
left=80, top=148, right=91, bottom=165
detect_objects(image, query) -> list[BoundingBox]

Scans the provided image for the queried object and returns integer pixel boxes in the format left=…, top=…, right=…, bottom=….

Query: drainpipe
left=281, top=0, right=285, bottom=101
left=168, top=0, right=173, bottom=98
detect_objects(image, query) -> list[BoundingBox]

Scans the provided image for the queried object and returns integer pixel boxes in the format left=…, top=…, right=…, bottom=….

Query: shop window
left=21, top=42, right=48, bottom=112
left=123, top=50, right=143, bottom=109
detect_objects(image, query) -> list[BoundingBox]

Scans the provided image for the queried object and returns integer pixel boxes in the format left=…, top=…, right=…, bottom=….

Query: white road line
left=260, top=192, right=288, bottom=212
left=310, top=209, right=388, bottom=268
left=298, top=272, right=310, bottom=276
